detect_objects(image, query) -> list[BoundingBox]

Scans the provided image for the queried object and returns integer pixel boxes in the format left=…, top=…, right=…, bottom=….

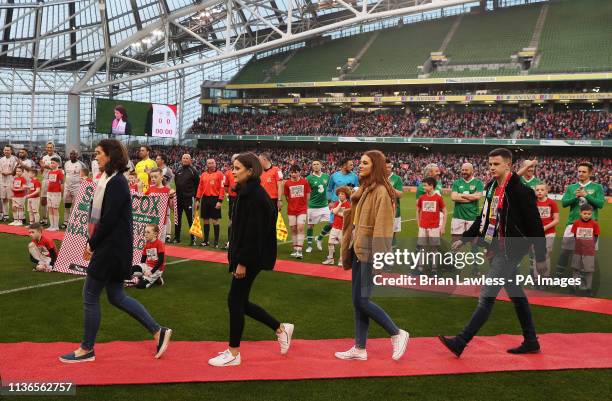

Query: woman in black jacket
left=208, top=152, right=293, bottom=367
left=60, top=139, right=171, bottom=363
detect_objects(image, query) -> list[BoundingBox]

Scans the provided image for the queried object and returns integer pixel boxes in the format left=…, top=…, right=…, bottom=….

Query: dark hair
left=29, top=222, right=43, bottom=231
left=50, top=156, right=61, bottom=164
left=3, top=145, right=12, bottom=152
left=578, top=162, right=593, bottom=172
left=259, top=152, right=272, bottom=163
left=146, top=224, right=160, bottom=234
left=140, top=145, right=151, bottom=154
left=385, top=158, right=392, bottom=164
left=97, top=139, right=129, bottom=175
left=157, top=154, right=168, bottom=164
left=149, top=168, right=162, bottom=175
left=15, top=165, right=23, bottom=171
left=423, top=176, right=437, bottom=188
left=488, top=147, right=513, bottom=161
left=580, top=203, right=593, bottom=212
left=235, top=152, right=263, bottom=179
left=114, top=105, right=128, bottom=121
left=290, top=164, right=301, bottom=173
left=339, top=158, right=351, bottom=168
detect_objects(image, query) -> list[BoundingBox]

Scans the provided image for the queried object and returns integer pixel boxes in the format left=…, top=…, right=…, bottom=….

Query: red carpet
left=0, top=333, right=610, bottom=385
left=2, top=224, right=611, bottom=315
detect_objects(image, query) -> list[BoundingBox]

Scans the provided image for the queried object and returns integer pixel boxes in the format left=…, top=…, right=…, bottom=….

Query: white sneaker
left=277, top=323, right=294, bottom=355
left=335, top=346, right=367, bottom=361
left=290, top=250, right=298, bottom=257
left=8, top=221, right=18, bottom=226
left=322, top=258, right=335, bottom=265
left=391, top=329, right=409, bottom=360
left=305, top=246, right=312, bottom=253
left=295, top=251, right=303, bottom=259
left=316, top=239, right=323, bottom=251
left=208, top=349, right=241, bottom=367
left=337, top=261, right=343, bottom=267
left=13, top=221, right=23, bottom=226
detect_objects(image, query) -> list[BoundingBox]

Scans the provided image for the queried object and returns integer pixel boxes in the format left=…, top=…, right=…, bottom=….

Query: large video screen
left=95, top=98, right=178, bottom=138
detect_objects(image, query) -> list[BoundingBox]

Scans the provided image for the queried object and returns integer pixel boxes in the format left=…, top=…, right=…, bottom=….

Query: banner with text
left=54, top=181, right=170, bottom=276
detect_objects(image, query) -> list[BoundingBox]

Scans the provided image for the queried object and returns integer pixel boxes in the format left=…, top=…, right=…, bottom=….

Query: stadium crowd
left=188, top=110, right=611, bottom=140
left=132, top=145, right=610, bottom=195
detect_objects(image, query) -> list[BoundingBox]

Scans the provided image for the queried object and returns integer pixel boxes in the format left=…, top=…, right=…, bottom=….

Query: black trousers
left=174, top=195, right=194, bottom=242
left=458, top=252, right=537, bottom=343
left=228, top=268, right=280, bottom=347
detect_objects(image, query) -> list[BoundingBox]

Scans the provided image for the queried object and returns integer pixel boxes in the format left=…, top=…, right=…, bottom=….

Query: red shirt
left=571, top=219, right=600, bottom=256
left=536, top=198, right=559, bottom=235
left=224, top=169, right=237, bottom=197
left=32, top=235, right=56, bottom=255
left=27, top=178, right=41, bottom=198
left=331, top=200, right=350, bottom=230
left=197, top=170, right=225, bottom=200
left=12, top=176, right=27, bottom=198
left=146, top=185, right=170, bottom=195
left=143, top=239, right=166, bottom=272
left=284, top=178, right=310, bottom=216
left=417, top=193, right=445, bottom=228
left=129, top=183, right=139, bottom=192
left=47, top=169, right=64, bottom=193
left=261, top=166, right=283, bottom=200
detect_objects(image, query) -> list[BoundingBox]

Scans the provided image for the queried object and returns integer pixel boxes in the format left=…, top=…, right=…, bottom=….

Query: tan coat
left=341, top=184, right=394, bottom=269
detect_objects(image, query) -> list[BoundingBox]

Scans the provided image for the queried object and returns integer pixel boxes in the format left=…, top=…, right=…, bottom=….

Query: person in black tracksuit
left=439, top=148, right=547, bottom=357
left=208, top=152, right=293, bottom=367
left=173, top=154, right=199, bottom=245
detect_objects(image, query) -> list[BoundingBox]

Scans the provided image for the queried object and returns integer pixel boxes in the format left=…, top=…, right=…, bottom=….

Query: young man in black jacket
left=173, top=154, right=199, bottom=245
left=439, top=148, right=547, bottom=357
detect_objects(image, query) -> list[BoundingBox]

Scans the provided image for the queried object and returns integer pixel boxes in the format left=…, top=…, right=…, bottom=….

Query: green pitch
left=0, top=195, right=610, bottom=400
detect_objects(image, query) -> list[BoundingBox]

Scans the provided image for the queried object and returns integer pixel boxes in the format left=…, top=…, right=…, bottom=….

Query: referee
left=439, top=148, right=547, bottom=357
left=195, top=158, right=225, bottom=248
left=173, top=154, right=199, bottom=246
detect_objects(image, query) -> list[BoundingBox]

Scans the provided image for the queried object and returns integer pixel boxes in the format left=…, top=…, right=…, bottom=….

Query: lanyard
left=488, top=172, right=512, bottom=225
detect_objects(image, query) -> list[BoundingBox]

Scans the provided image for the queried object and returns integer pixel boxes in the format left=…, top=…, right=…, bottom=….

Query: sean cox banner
left=54, top=181, right=170, bottom=275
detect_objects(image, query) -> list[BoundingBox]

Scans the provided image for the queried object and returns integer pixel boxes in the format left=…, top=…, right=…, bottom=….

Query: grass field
left=1, top=194, right=610, bottom=400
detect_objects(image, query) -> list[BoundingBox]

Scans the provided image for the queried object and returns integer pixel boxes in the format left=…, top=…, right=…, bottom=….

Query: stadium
left=0, top=0, right=610, bottom=400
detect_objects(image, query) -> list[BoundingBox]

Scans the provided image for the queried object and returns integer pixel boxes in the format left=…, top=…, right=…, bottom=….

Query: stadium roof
left=0, top=0, right=475, bottom=92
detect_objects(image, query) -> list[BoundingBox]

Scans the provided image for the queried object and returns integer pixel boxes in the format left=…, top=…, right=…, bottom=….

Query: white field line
left=0, top=259, right=192, bottom=296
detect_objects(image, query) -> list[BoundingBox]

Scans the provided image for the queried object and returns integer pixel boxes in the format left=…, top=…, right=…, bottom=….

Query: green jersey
left=451, top=177, right=484, bottom=221
left=561, top=181, right=605, bottom=225
left=520, top=176, right=540, bottom=190
left=416, top=180, right=443, bottom=200
left=306, top=172, right=330, bottom=208
left=389, top=173, right=403, bottom=218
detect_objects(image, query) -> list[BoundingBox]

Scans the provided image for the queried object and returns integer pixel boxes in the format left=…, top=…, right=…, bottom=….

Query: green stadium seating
left=531, top=0, right=612, bottom=74
left=345, top=18, right=456, bottom=80
left=230, top=52, right=289, bottom=84
left=271, top=33, right=374, bottom=83
left=444, top=5, right=541, bottom=65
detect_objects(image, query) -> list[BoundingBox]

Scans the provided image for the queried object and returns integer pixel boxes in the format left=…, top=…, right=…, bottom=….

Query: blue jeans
left=352, top=253, right=400, bottom=348
left=458, top=252, right=537, bottom=343
left=81, top=275, right=161, bottom=350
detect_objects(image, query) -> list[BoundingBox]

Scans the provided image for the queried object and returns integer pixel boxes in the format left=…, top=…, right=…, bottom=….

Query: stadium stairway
left=2, top=224, right=612, bottom=316
left=1, top=333, right=611, bottom=385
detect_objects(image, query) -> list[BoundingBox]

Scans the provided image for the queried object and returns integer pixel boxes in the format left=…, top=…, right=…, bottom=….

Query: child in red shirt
left=283, top=164, right=311, bottom=259
left=27, top=223, right=57, bottom=272
left=571, top=204, right=600, bottom=295
left=322, top=186, right=351, bottom=266
left=416, top=177, right=447, bottom=274
left=46, top=157, right=64, bottom=231
left=146, top=169, right=175, bottom=242
left=26, top=168, right=41, bottom=224
left=534, top=183, right=559, bottom=279
left=10, top=166, right=27, bottom=226
left=131, top=224, right=166, bottom=288
left=128, top=170, right=141, bottom=193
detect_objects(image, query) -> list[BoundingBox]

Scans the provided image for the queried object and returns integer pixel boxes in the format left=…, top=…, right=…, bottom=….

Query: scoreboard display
left=95, top=98, right=178, bottom=138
